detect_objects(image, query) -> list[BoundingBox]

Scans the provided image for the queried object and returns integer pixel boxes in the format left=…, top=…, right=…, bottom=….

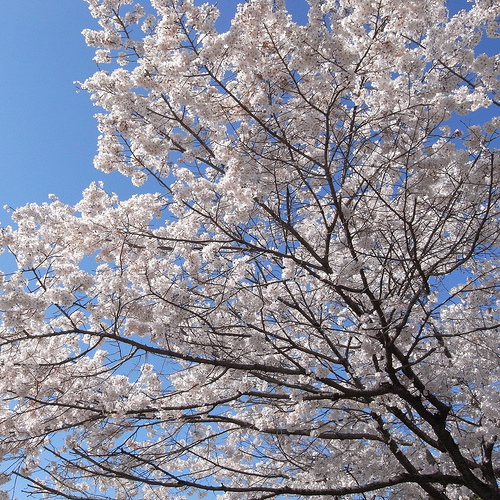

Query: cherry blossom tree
left=0, top=0, right=499, bottom=498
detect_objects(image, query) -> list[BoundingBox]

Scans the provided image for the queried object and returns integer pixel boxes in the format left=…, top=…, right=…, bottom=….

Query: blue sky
left=0, top=1, right=103, bottom=220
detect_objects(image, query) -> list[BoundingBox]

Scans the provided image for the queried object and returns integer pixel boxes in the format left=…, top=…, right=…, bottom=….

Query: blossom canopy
left=0, top=0, right=499, bottom=499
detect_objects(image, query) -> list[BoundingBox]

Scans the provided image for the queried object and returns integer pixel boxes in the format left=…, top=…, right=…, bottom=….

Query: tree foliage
left=0, top=0, right=499, bottom=498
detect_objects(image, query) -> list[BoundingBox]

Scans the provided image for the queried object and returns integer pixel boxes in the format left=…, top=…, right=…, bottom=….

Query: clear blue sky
left=0, top=0, right=493, bottom=227
left=0, top=1, right=104, bottom=221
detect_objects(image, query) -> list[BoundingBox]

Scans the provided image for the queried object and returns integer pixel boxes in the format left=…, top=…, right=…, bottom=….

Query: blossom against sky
left=2, top=0, right=498, bottom=496
left=0, top=1, right=307, bottom=229
left=0, top=0, right=491, bottom=229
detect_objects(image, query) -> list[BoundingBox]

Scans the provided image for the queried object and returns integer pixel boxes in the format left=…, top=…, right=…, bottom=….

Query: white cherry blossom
left=0, top=0, right=499, bottom=498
